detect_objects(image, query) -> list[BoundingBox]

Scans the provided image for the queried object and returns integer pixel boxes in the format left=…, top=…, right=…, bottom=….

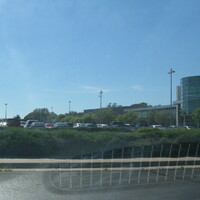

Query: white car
left=149, top=125, right=166, bottom=130
left=73, top=123, right=86, bottom=128
left=97, top=124, right=108, bottom=128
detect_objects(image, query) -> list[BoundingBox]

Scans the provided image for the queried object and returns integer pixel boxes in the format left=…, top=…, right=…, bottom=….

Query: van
left=24, top=120, right=38, bottom=128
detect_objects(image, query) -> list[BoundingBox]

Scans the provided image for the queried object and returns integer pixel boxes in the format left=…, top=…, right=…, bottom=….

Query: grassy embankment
left=0, top=127, right=199, bottom=158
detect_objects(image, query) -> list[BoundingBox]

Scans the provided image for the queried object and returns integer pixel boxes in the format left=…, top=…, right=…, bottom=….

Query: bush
left=0, top=127, right=199, bottom=158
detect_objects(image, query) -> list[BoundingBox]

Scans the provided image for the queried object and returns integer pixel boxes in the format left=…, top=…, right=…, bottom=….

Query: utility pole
left=168, top=68, right=175, bottom=126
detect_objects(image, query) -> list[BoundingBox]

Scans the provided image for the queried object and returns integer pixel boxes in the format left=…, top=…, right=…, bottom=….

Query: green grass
left=0, top=168, right=12, bottom=172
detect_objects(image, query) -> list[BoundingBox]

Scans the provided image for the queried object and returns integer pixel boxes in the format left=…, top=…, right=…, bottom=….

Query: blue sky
left=0, top=0, right=200, bottom=118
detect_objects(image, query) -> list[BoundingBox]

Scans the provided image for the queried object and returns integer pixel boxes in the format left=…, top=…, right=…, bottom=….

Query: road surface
left=0, top=170, right=199, bottom=200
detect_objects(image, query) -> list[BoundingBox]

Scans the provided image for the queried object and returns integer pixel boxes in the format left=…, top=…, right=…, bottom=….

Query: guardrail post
left=100, top=151, right=104, bottom=187
left=119, top=148, right=124, bottom=185
left=191, top=144, right=199, bottom=178
left=174, top=144, right=182, bottom=181
left=165, top=144, right=173, bottom=182
left=80, top=155, right=83, bottom=188
left=59, top=163, right=62, bottom=188
left=183, top=144, right=190, bottom=179
left=90, top=152, right=93, bottom=188
left=156, top=144, right=163, bottom=182
left=109, top=150, right=114, bottom=186
left=70, top=160, right=72, bottom=189
left=147, top=145, right=154, bottom=183
left=138, top=146, right=144, bottom=184
left=128, top=147, right=134, bottom=184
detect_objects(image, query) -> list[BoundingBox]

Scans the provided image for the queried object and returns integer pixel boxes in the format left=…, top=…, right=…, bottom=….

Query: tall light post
left=69, top=100, right=71, bottom=114
left=168, top=68, right=175, bottom=125
left=99, top=90, right=103, bottom=109
left=99, top=90, right=103, bottom=123
left=5, top=103, right=7, bottom=121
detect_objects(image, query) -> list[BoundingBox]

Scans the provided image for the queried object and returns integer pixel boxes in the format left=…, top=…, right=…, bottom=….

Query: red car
left=45, top=123, right=54, bottom=129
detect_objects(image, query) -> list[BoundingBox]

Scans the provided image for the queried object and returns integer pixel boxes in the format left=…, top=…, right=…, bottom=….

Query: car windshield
left=0, top=0, right=200, bottom=199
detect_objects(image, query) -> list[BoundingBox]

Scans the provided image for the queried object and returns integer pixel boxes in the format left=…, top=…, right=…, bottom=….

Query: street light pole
left=69, top=101, right=71, bottom=114
left=99, top=90, right=103, bottom=109
left=5, top=103, right=7, bottom=121
left=99, top=90, right=103, bottom=123
left=168, top=68, right=175, bottom=126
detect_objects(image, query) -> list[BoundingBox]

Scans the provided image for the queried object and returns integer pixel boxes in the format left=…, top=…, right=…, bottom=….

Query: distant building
left=176, top=86, right=181, bottom=102
left=180, top=76, right=200, bottom=114
left=124, top=105, right=176, bottom=121
left=84, top=106, right=128, bottom=115
left=180, top=76, right=200, bottom=125
left=84, top=75, right=200, bottom=127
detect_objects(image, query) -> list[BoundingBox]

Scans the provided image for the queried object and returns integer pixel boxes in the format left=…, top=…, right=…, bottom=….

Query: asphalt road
left=0, top=171, right=200, bottom=200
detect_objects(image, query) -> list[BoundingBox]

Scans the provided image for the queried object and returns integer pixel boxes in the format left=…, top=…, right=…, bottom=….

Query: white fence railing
left=47, top=143, right=200, bottom=191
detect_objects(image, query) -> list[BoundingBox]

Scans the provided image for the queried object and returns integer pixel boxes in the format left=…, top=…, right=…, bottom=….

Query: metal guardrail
left=43, top=143, right=200, bottom=192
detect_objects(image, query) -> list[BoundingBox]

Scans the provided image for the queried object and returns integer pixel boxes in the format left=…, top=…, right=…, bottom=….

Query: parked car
left=182, top=126, right=191, bottom=130
left=85, top=123, right=97, bottom=128
left=109, top=121, right=125, bottom=128
left=20, top=121, right=26, bottom=128
left=29, top=122, right=45, bottom=129
left=149, top=125, right=166, bottom=130
left=167, top=125, right=183, bottom=129
left=24, top=120, right=38, bottom=128
left=73, top=123, right=86, bottom=128
left=53, top=122, right=68, bottom=128
left=97, top=124, right=109, bottom=128
left=66, top=123, right=74, bottom=128
left=45, top=123, right=54, bottom=129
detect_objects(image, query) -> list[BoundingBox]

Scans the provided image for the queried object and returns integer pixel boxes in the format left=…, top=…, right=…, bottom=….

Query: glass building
left=181, top=76, right=200, bottom=114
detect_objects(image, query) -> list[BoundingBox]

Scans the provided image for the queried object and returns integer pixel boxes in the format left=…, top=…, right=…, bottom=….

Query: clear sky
left=0, top=0, right=200, bottom=118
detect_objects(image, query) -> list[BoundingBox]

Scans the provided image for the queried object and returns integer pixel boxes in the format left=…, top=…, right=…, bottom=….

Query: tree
left=116, top=111, right=139, bottom=125
left=81, top=113, right=96, bottom=123
left=98, top=109, right=117, bottom=124
left=107, top=103, right=122, bottom=108
left=13, top=115, right=21, bottom=120
left=55, top=114, right=66, bottom=122
left=146, top=110, right=157, bottom=125
left=192, top=108, right=200, bottom=128
left=47, top=112, right=57, bottom=123
left=155, top=111, right=175, bottom=127
left=24, top=108, right=50, bottom=122
left=130, top=102, right=151, bottom=108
